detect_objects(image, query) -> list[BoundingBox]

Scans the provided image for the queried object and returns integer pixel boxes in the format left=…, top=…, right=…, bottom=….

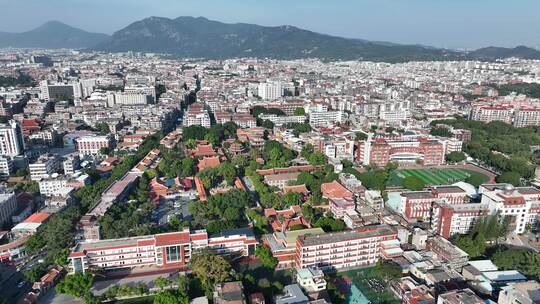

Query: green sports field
left=387, top=168, right=489, bottom=186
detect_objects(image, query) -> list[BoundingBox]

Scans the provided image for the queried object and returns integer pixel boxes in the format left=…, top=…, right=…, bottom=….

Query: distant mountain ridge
left=0, top=21, right=109, bottom=49
left=1, top=18, right=540, bottom=62
left=468, top=46, right=540, bottom=60
left=91, top=16, right=460, bottom=62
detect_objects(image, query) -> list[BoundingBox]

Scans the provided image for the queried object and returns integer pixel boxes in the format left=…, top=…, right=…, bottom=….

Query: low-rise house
left=275, top=284, right=309, bottom=304
left=214, top=281, right=246, bottom=304
left=296, top=268, right=327, bottom=293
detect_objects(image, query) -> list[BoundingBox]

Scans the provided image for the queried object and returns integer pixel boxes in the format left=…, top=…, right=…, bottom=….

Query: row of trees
left=24, top=133, right=163, bottom=278
left=283, top=122, right=311, bottom=136
left=250, top=106, right=286, bottom=117
left=452, top=215, right=509, bottom=258
left=495, top=83, right=540, bottom=98
left=300, top=144, right=328, bottom=165
left=302, top=205, right=346, bottom=232
left=158, top=150, right=197, bottom=178
left=432, top=119, right=539, bottom=183
left=189, top=189, right=253, bottom=234
left=0, top=72, right=35, bottom=87
left=263, top=140, right=297, bottom=168
left=98, top=172, right=157, bottom=239
left=492, top=249, right=540, bottom=278
left=182, top=123, right=238, bottom=146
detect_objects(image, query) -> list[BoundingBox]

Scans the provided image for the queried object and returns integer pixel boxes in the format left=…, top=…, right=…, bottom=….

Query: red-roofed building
left=197, top=156, right=221, bottom=171
left=191, top=144, right=217, bottom=157
left=32, top=265, right=64, bottom=294
left=194, top=176, right=207, bottom=201
left=265, top=205, right=309, bottom=232
left=23, top=212, right=50, bottom=224
left=21, top=118, right=42, bottom=136
left=149, top=177, right=193, bottom=203
left=321, top=180, right=353, bottom=200
left=68, top=228, right=257, bottom=274
left=283, top=184, right=309, bottom=195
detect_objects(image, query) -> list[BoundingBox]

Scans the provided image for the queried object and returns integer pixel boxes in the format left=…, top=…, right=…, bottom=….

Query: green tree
left=185, top=138, right=197, bottom=149
left=261, top=119, right=274, bottom=129
left=496, top=171, right=521, bottom=186
left=56, top=273, right=94, bottom=298
left=23, top=263, right=47, bottom=282
left=446, top=151, right=466, bottom=163
left=453, top=234, right=485, bottom=258
left=190, top=252, right=231, bottom=288
left=146, top=168, right=158, bottom=179
left=301, top=144, right=314, bottom=159
left=308, top=151, right=327, bottom=166
left=180, top=157, right=196, bottom=177
left=355, top=132, right=367, bottom=141
left=374, top=260, right=402, bottom=281
left=294, top=107, right=306, bottom=115
left=282, top=192, right=302, bottom=206
left=94, top=122, right=110, bottom=135
left=155, top=277, right=171, bottom=290
left=218, top=162, right=237, bottom=186
left=255, top=246, right=278, bottom=268
left=153, top=290, right=189, bottom=304
left=430, top=127, right=453, bottom=137
left=183, top=125, right=208, bottom=141
left=492, top=249, right=540, bottom=277
left=402, top=176, right=425, bottom=191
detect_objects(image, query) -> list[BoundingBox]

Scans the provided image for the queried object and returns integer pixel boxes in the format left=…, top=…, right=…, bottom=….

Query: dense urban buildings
left=1, top=35, right=540, bottom=304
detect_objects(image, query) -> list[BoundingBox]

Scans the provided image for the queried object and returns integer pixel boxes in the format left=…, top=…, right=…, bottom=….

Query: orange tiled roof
left=321, top=180, right=353, bottom=199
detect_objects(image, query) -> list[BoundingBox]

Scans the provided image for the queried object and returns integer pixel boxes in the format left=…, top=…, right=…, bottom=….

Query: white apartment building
left=258, top=82, right=283, bottom=100
left=183, top=112, right=211, bottom=128
left=441, top=138, right=463, bottom=154
left=258, top=114, right=306, bottom=126
left=513, top=108, right=540, bottom=127
left=29, top=155, right=62, bottom=181
left=324, top=139, right=355, bottom=161
left=470, top=105, right=512, bottom=124
left=76, top=135, right=112, bottom=157
left=106, top=93, right=151, bottom=107
left=0, top=189, right=17, bottom=227
left=379, top=101, right=410, bottom=123
left=39, top=80, right=78, bottom=101
left=309, top=110, right=343, bottom=127
left=0, top=120, right=24, bottom=157
left=124, top=85, right=156, bottom=100
left=480, top=184, right=540, bottom=234
left=63, top=155, right=81, bottom=175
left=0, top=156, right=13, bottom=176
left=296, top=268, right=327, bottom=293
left=39, top=176, right=73, bottom=197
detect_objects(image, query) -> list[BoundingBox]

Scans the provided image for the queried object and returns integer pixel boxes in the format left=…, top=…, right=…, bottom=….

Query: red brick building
left=68, top=228, right=257, bottom=273
left=356, top=137, right=445, bottom=167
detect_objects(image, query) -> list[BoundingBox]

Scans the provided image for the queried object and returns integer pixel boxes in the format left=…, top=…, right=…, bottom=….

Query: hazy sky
left=1, top=0, right=538, bottom=49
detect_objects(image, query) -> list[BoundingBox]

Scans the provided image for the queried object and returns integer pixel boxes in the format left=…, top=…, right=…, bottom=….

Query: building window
left=166, top=245, right=181, bottom=263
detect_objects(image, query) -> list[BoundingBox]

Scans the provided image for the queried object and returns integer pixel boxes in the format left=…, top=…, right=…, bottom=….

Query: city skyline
left=1, top=0, right=540, bottom=49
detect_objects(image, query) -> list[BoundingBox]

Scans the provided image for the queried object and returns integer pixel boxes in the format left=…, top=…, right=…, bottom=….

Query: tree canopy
left=429, top=127, right=453, bottom=137
left=190, top=252, right=231, bottom=289
left=431, top=118, right=539, bottom=179
left=56, top=273, right=94, bottom=299
left=255, top=246, right=278, bottom=269
left=446, top=151, right=466, bottom=163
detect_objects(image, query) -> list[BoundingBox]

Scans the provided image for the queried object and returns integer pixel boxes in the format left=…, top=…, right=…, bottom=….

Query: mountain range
left=0, top=21, right=109, bottom=49
left=1, top=17, right=540, bottom=62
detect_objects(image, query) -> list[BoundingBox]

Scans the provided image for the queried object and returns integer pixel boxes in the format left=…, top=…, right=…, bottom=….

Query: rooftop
left=298, top=225, right=395, bottom=246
